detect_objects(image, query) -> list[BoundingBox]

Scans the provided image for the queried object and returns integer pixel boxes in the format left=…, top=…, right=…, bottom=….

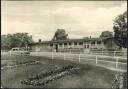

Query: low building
left=29, top=37, right=105, bottom=53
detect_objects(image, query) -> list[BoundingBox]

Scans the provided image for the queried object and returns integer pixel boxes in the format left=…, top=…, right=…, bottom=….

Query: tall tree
left=113, top=11, right=127, bottom=48
left=52, top=29, right=68, bottom=41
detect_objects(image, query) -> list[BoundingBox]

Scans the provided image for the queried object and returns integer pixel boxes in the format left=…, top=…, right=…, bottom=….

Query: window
left=84, top=45, right=86, bottom=48
left=87, top=45, right=89, bottom=48
left=59, top=43, right=62, bottom=45
left=50, top=44, right=53, bottom=47
left=13, top=49, right=18, bottom=51
left=74, top=42, right=77, bottom=45
left=97, top=41, right=101, bottom=44
left=79, top=42, right=83, bottom=45
left=69, top=42, right=71, bottom=45
left=91, top=41, right=95, bottom=44
left=59, top=43, right=62, bottom=47
left=64, top=43, right=67, bottom=45
left=12, top=49, right=15, bottom=51
left=64, top=43, right=67, bottom=47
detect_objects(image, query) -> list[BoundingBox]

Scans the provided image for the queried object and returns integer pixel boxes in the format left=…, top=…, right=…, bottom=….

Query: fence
left=30, top=52, right=127, bottom=72
left=1, top=51, right=127, bottom=71
left=1, top=49, right=127, bottom=57
left=90, top=50, right=127, bottom=57
left=31, top=49, right=127, bottom=57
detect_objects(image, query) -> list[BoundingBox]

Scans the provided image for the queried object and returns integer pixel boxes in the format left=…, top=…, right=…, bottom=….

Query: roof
left=29, top=38, right=102, bottom=46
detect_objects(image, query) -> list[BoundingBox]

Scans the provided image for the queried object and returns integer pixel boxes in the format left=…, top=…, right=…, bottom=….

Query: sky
left=1, top=1, right=127, bottom=42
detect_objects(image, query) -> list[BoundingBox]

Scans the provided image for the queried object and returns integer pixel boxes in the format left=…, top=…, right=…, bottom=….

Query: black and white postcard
left=1, top=0, right=127, bottom=88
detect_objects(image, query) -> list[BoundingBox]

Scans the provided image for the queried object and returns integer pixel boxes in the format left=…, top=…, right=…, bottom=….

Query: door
left=84, top=44, right=90, bottom=53
left=55, top=44, right=58, bottom=52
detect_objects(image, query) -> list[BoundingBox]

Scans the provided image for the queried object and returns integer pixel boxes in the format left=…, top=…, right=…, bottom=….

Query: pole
left=64, top=53, right=65, bottom=60
left=96, top=55, right=98, bottom=64
left=116, top=57, right=119, bottom=68
left=102, top=49, right=103, bottom=56
left=79, top=54, right=81, bottom=63
left=52, top=52, right=54, bottom=60
left=114, top=51, right=116, bottom=57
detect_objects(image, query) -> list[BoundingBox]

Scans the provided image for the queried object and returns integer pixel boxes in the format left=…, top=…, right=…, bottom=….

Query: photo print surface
left=1, top=1, right=127, bottom=88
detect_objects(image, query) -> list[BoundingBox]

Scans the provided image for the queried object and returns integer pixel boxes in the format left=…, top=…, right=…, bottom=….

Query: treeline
left=1, top=33, right=33, bottom=50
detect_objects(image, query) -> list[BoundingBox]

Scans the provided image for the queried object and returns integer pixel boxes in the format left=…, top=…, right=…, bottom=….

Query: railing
left=1, top=49, right=126, bottom=57
left=1, top=51, right=127, bottom=71
left=40, top=49, right=127, bottom=57
left=90, top=51, right=127, bottom=57
left=30, top=52, right=127, bottom=72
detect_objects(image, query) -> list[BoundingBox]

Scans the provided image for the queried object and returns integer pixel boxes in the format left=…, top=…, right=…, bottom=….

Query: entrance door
left=84, top=44, right=90, bottom=53
left=55, top=44, right=58, bottom=52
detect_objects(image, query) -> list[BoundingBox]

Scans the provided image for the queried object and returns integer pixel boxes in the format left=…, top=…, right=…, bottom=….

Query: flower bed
left=20, top=65, right=80, bottom=86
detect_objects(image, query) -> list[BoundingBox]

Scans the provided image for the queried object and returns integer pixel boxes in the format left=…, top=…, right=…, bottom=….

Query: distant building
left=29, top=37, right=105, bottom=53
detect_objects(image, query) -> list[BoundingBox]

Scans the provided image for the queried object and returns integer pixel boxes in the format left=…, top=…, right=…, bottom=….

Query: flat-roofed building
left=29, top=37, right=105, bottom=53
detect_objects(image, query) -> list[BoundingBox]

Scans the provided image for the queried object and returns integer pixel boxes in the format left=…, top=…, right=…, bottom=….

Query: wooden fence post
left=114, top=51, right=116, bottom=57
left=79, top=54, right=81, bottom=63
left=116, top=57, right=119, bottom=68
left=79, top=48, right=81, bottom=54
left=96, top=55, right=98, bottom=64
left=52, top=52, right=54, bottom=60
left=102, top=50, right=103, bottom=56
left=64, top=54, right=65, bottom=60
left=9, top=52, right=11, bottom=56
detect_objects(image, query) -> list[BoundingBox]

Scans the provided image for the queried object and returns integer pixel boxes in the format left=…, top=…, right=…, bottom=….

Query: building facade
left=29, top=38, right=105, bottom=53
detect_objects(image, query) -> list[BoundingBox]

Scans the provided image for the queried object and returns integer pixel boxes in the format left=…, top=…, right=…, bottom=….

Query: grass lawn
left=1, top=54, right=120, bottom=88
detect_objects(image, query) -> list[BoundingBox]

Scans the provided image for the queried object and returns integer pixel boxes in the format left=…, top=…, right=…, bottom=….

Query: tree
left=100, top=31, right=119, bottom=50
left=113, top=11, right=127, bottom=48
left=52, top=29, right=68, bottom=41
left=1, top=35, right=11, bottom=50
left=100, top=31, right=113, bottom=38
left=1, top=33, right=33, bottom=50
